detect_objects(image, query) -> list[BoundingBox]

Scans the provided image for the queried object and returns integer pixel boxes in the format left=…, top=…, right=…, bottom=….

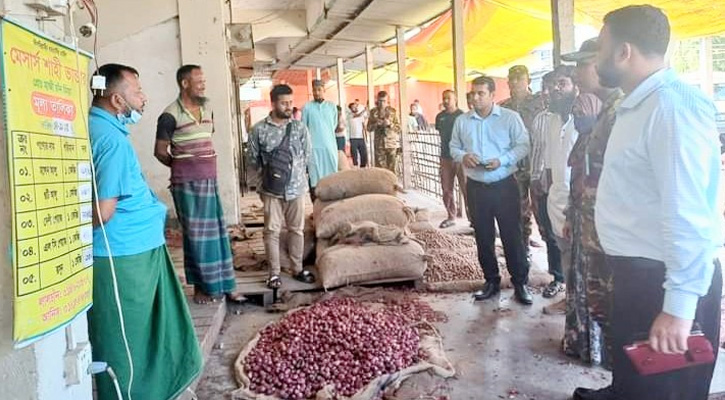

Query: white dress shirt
left=545, top=113, right=578, bottom=238
left=595, top=68, right=724, bottom=320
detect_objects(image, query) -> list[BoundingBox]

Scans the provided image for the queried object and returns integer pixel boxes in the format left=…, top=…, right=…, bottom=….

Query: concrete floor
left=194, top=190, right=725, bottom=400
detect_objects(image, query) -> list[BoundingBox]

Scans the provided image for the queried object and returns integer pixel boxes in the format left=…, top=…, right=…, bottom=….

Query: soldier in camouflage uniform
left=562, top=39, right=625, bottom=369
left=367, top=91, right=401, bottom=175
left=501, top=65, right=545, bottom=251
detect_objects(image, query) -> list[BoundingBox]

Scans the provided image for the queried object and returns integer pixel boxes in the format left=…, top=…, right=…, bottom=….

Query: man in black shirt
left=435, top=90, right=467, bottom=228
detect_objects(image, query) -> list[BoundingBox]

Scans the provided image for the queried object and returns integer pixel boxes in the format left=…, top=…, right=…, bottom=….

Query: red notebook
left=624, top=333, right=716, bottom=376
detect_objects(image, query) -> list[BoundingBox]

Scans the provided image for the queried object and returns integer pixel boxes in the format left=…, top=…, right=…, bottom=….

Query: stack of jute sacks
left=312, top=168, right=428, bottom=290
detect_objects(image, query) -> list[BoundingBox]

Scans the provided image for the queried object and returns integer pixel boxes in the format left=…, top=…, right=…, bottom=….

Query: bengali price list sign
left=1, top=19, right=94, bottom=346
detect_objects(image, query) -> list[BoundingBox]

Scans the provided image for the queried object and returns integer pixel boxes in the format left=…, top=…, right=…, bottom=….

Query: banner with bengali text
left=0, top=18, right=94, bottom=347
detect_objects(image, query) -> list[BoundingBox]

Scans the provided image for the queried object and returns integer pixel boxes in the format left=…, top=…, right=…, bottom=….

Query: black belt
left=468, top=175, right=515, bottom=187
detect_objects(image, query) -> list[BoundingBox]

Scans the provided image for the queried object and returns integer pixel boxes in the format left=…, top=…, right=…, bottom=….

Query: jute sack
left=231, top=306, right=454, bottom=400
left=315, top=168, right=398, bottom=201
left=316, top=194, right=414, bottom=239
left=312, top=199, right=336, bottom=229
left=316, top=241, right=427, bottom=290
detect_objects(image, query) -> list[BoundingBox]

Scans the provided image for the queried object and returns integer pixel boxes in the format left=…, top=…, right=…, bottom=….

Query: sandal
left=294, top=270, right=316, bottom=284
left=542, top=281, right=564, bottom=298
left=438, top=219, right=455, bottom=229
left=266, top=275, right=282, bottom=289
left=226, top=292, right=248, bottom=304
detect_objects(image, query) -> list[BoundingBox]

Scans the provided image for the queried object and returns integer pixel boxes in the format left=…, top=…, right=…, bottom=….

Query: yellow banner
left=1, top=19, right=93, bottom=346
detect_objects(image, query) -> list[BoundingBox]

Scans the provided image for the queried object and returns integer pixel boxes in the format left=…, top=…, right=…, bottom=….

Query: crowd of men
left=86, top=4, right=721, bottom=400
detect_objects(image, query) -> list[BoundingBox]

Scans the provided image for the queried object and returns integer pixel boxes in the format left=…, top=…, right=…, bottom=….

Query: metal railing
left=408, top=128, right=462, bottom=206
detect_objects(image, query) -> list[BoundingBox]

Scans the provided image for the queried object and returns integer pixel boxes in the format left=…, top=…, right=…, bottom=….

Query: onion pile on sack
left=244, top=297, right=420, bottom=399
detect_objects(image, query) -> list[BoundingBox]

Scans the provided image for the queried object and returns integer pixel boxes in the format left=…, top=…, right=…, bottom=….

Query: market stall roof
left=343, top=0, right=725, bottom=85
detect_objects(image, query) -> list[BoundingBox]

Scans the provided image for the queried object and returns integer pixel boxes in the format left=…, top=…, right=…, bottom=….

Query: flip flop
left=438, top=219, right=455, bottom=229
left=226, top=293, right=248, bottom=304
left=266, top=275, right=282, bottom=289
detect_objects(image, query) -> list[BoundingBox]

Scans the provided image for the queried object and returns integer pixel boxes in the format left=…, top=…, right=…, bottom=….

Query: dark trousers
left=467, top=176, right=529, bottom=285
left=350, top=138, right=368, bottom=167
left=335, top=136, right=346, bottom=151
left=608, top=256, right=722, bottom=400
left=440, top=157, right=468, bottom=220
left=533, top=191, right=563, bottom=282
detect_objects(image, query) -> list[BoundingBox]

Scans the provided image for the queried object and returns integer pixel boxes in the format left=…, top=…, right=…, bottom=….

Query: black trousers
left=350, top=138, right=368, bottom=167
left=467, top=176, right=529, bottom=285
left=608, top=256, right=722, bottom=400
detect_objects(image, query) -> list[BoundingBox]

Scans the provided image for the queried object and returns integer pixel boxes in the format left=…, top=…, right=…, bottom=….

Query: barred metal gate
left=408, top=128, right=463, bottom=210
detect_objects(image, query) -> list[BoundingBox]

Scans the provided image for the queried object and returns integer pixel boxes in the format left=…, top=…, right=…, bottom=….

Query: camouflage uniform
left=563, top=89, right=624, bottom=368
left=367, top=105, right=401, bottom=174
left=500, top=92, right=544, bottom=247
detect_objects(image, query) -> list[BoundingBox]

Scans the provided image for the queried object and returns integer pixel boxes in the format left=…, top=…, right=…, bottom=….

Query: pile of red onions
left=244, top=297, right=420, bottom=399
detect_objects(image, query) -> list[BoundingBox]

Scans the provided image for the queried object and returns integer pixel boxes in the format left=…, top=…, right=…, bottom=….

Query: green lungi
left=88, top=245, right=203, bottom=400
left=170, top=179, right=236, bottom=296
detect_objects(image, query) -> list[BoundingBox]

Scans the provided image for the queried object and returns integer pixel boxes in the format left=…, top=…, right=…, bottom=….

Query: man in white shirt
left=541, top=65, right=579, bottom=315
left=574, top=5, right=723, bottom=400
left=348, top=102, right=368, bottom=167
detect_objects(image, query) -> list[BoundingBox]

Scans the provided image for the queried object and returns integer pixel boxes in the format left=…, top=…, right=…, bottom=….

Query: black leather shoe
left=513, top=284, right=533, bottom=305
left=473, top=282, right=500, bottom=301
left=573, top=385, right=615, bottom=400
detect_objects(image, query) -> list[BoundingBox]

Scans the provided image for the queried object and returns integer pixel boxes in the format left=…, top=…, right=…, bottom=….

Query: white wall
left=89, top=17, right=183, bottom=210
left=0, top=2, right=93, bottom=399
left=76, top=0, right=241, bottom=224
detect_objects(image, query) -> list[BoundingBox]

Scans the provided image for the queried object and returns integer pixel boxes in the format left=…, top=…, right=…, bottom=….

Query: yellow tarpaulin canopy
left=345, top=0, right=725, bottom=85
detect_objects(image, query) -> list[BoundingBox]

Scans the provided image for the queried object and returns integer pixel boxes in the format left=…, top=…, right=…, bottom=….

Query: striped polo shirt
left=156, top=99, right=217, bottom=183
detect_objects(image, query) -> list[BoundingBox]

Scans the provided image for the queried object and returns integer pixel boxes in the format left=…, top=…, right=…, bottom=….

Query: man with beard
left=302, top=79, right=339, bottom=199
left=501, top=65, right=545, bottom=252
left=450, top=75, right=532, bottom=305
left=529, top=71, right=565, bottom=301
left=576, top=5, right=723, bottom=400
left=540, top=65, right=579, bottom=317
left=91, top=63, right=202, bottom=400
left=249, top=84, right=315, bottom=288
left=155, top=65, right=243, bottom=304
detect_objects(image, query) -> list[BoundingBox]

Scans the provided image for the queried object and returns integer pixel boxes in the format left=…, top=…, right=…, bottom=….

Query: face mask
left=574, top=115, right=598, bottom=135
left=116, top=97, right=143, bottom=125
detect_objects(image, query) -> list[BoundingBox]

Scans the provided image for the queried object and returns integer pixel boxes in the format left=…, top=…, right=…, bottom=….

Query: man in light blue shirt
left=573, top=5, right=723, bottom=400
left=450, top=75, right=532, bottom=305
left=302, top=79, right=338, bottom=200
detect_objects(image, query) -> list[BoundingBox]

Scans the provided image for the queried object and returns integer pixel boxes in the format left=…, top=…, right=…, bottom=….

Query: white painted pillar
left=550, top=0, right=575, bottom=66
left=336, top=57, right=346, bottom=108
left=396, top=26, right=411, bottom=188
left=177, top=0, right=240, bottom=224
left=365, top=44, right=375, bottom=110
left=315, top=68, right=321, bottom=80
left=701, top=37, right=714, bottom=98
left=452, top=0, right=467, bottom=110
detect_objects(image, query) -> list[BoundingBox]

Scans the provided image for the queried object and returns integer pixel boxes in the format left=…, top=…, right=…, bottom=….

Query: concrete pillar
left=396, top=26, right=412, bottom=188
left=306, top=69, right=314, bottom=101
left=336, top=57, right=346, bottom=108
left=550, top=0, right=575, bottom=66
left=365, top=44, right=375, bottom=110
left=177, top=0, right=240, bottom=224
left=316, top=68, right=321, bottom=80
left=451, top=0, right=467, bottom=109
left=701, top=37, right=714, bottom=98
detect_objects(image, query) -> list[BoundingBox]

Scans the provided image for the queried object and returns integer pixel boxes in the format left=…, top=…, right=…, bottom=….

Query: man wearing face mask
left=155, top=65, right=243, bottom=305
left=88, top=63, right=202, bottom=400
left=540, top=65, right=579, bottom=318
left=562, top=38, right=624, bottom=375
